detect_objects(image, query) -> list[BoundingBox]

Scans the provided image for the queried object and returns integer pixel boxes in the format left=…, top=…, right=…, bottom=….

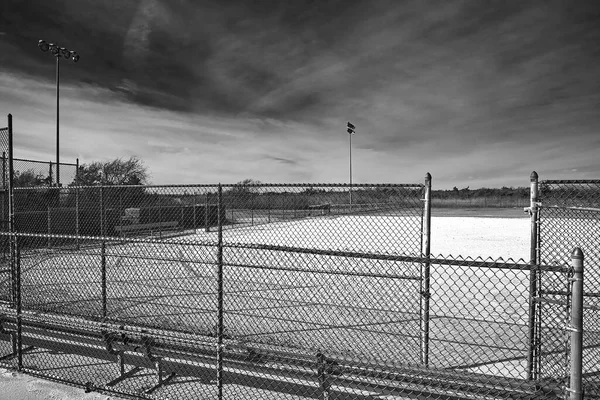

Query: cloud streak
left=1, top=0, right=599, bottom=188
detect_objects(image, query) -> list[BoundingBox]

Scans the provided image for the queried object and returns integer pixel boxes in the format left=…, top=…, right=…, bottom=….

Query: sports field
left=12, top=213, right=551, bottom=382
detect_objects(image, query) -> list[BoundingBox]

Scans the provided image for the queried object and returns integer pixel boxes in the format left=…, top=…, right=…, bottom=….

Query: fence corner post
left=526, top=171, right=539, bottom=380
left=420, top=172, right=432, bottom=367
left=568, top=248, right=584, bottom=400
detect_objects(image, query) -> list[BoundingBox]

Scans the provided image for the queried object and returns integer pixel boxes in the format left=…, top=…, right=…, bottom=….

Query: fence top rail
left=11, top=157, right=77, bottom=166
left=540, top=179, right=600, bottom=184
left=12, top=182, right=424, bottom=190
left=539, top=205, right=600, bottom=213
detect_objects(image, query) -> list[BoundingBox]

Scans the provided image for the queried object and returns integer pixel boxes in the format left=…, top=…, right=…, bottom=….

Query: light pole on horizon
left=347, top=121, right=356, bottom=208
left=38, top=40, right=80, bottom=187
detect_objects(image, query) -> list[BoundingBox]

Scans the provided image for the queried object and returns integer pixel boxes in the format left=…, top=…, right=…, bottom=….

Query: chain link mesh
left=12, top=158, right=77, bottom=187
left=0, top=181, right=585, bottom=399
left=538, top=180, right=600, bottom=397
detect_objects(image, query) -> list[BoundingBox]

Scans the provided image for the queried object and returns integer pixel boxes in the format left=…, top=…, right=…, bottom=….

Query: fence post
left=119, top=192, right=123, bottom=238
left=527, top=171, right=539, bottom=380
left=101, top=241, right=107, bottom=321
left=568, top=248, right=584, bottom=400
left=216, top=184, right=224, bottom=399
left=75, top=158, right=79, bottom=249
left=99, top=186, right=104, bottom=237
left=47, top=205, right=51, bottom=248
left=7, top=115, right=15, bottom=306
left=158, top=195, right=162, bottom=239
left=48, top=161, right=53, bottom=186
left=15, top=238, right=22, bottom=371
left=421, top=173, right=432, bottom=367
left=205, top=192, right=209, bottom=233
left=2, top=151, right=5, bottom=189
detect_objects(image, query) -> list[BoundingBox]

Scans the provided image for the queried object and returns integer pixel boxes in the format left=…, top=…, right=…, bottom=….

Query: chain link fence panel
left=0, top=235, right=574, bottom=399
left=12, top=158, right=77, bottom=188
left=538, top=180, right=600, bottom=398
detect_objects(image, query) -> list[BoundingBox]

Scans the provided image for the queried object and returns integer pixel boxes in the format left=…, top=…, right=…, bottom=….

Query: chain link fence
left=0, top=179, right=587, bottom=399
left=537, top=179, right=600, bottom=398
left=0, top=234, right=577, bottom=399
left=12, top=157, right=78, bottom=188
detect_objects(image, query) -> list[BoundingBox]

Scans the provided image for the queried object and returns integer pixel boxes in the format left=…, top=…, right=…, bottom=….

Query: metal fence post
left=159, top=195, right=162, bottom=239
left=2, top=151, right=5, bottom=189
left=216, top=184, right=224, bottom=399
left=47, top=205, right=51, bottom=248
left=15, top=238, right=22, bottom=371
left=421, top=173, right=432, bottom=367
left=101, top=241, right=107, bottom=321
left=8, top=115, right=15, bottom=306
left=100, top=186, right=105, bottom=237
left=527, top=171, right=539, bottom=380
left=205, top=192, right=209, bottom=233
left=75, top=158, right=79, bottom=249
left=568, top=248, right=584, bottom=400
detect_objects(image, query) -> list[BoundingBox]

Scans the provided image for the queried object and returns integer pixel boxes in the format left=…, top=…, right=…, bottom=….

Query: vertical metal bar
left=101, top=241, right=107, bottom=321
left=421, top=173, right=432, bottom=366
left=349, top=131, right=352, bottom=209
left=2, top=151, right=5, bottom=190
left=56, top=55, right=60, bottom=187
left=2, top=152, right=5, bottom=260
left=48, top=162, right=53, bottom=187
left=193, top=193, right=197, bottom=232
left=205, top=192, right=209, bottom=233
left=8, top=115, right=15, bottom=306
left=527, top=171, right=539, bottom=380
left=158, top=195, right=162, bottom=239
left=317, top=353, right=331, bottom=400
left=119, top=192, right=123, bottom=237
left=15, top=238, right=22, bottom=371
left=75, top=158, right=79, bottom=248
left=47, top=205, right=51, bottom=248
left=100, top=186, right=105, bottom=237
left=216, top=184, right=224, bottom=399
left=569, top=248, right=584, bottom=400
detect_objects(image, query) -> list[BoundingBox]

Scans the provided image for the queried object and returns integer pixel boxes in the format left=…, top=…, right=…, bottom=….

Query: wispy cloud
left=1, top=1, right=599, bottom=188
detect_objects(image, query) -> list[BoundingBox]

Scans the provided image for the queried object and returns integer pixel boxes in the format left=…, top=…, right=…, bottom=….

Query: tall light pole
left=347, top=122, right=355, bottom=208
left=38, top=40, right=80, bottom=187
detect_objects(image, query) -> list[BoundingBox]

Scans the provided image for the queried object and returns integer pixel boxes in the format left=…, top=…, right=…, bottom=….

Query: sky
left=1, top=0, right=599, bottom=189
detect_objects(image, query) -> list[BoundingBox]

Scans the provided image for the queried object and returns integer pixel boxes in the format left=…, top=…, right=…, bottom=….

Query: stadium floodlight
left=347, top=122, right=355, bottom=134
left=38, top=39, right=80, bottom=186
left=347, top=121, right=356, bottom=207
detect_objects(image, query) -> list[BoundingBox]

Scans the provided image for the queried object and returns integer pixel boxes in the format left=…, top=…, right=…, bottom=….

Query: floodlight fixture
left=38, top=39, right=80, bottom=186
left=38, top=40, right=50, bottom=52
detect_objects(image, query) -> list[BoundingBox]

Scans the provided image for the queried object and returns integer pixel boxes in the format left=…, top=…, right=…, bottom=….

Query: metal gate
left=535, top=175, right=600, bottom=398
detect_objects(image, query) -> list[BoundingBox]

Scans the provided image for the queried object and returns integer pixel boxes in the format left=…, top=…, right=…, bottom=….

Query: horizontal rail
left=539, top=205, right=600, bottom=213
left=12, top=157, right=77, bottom=166
left=13, top=183, right=425, bottom=190
left=540, top=179, right=600, bottom=184
left=224, top=261, right=421, bottom=280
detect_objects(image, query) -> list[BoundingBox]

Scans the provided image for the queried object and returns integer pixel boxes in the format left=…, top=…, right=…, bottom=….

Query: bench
left=114, top=221, right=179, bottom=236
